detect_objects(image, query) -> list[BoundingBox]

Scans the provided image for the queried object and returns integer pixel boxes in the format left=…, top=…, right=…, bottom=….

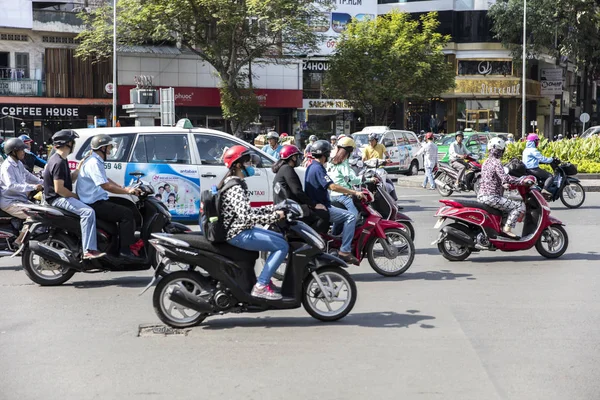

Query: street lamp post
left=112, top=0, right=117, bottom=127
left=522, top=0, right=527, bottom=137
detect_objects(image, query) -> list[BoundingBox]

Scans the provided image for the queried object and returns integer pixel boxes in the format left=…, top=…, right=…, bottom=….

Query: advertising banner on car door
left=124, top=163, right=201, bottom=220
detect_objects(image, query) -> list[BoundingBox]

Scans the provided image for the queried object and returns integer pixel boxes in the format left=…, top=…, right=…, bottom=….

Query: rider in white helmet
left=477, top=137, right=524, bottom=238
left=304, top=135, right=318, bottom=158
left=261, top=131, right=282, bottom=160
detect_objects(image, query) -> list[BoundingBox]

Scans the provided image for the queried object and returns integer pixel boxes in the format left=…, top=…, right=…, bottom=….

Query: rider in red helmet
left=272, top=145, right=329, bottom=233
left=219, top=145, right=287, bottom=300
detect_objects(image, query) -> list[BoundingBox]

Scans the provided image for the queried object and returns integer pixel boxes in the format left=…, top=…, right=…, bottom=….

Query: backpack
left=200, top=178, right=242, bottom=243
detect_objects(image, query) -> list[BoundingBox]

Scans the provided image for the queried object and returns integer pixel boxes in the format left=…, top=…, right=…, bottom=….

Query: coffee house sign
left=0, top=106, right=80, bottom=118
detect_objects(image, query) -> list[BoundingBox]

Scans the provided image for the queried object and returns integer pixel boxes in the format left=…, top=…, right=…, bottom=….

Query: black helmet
left=310, top=140, right=332, bottom=158
left=90, top=134, right=117, bottom=150
left=4, top=138, right=27, bottom=154
left=455, top=131, right=464, bottom=138
left=52, top=129, right=79, bottom=147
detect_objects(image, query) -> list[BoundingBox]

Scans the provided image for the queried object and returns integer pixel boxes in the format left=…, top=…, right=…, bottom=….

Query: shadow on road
left=200, top=311, right=436, bottom=330
left=416, top=247, right=443, bottom=256
left=352, top=269, right=474, bottom=282
left=0, top=265, right=22, bottom=271
left=68, top=276, right=149, bottom=289
left=468, top=252, right=600, bottom=263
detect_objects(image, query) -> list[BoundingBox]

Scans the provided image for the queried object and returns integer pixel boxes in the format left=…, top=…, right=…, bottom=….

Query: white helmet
left=266, top=131, right=279, bottom=140
left=488, top=137, right=506, bottom=151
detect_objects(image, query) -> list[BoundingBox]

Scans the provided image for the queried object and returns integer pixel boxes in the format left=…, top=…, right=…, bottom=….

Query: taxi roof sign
left=175, top=118, right=194, bottom=129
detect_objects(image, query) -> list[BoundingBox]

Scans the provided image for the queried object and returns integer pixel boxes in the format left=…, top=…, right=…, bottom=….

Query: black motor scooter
left=143, top=200, right=357, bottom=328
left=19, top=172, right=189, bottom=286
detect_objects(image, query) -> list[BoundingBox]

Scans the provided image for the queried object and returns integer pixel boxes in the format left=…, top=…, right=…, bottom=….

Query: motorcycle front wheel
left=366, top=228, right=415, bottom=276
left=560, top=182, right=585, bottom=209
left=535, top=224, right=568, bottom=259
left=22, top=232, right=76, bottom=286
left=153, top=271, right=209, bottom=328
left=302, top=267, right=356, bottom=322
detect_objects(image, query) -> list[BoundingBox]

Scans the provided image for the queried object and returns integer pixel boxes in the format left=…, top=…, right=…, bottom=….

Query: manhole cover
left=138, top=324, right=190, bottom=337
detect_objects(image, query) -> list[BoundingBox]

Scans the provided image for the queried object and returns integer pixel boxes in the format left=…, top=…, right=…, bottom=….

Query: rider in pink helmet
left=522, top=133, right=554, bottom=195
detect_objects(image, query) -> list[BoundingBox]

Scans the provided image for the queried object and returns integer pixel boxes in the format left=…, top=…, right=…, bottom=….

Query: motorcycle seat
left=168, top=232, right=259, bottom=262
left=0, top=209, right=13, bottom=219
left=46, top=205, right=118, bottom=235
left=453, top=200, right=503, bottom=217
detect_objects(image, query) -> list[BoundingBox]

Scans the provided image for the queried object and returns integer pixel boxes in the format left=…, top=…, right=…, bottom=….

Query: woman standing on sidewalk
left=414, top=132, right=438, bottom=190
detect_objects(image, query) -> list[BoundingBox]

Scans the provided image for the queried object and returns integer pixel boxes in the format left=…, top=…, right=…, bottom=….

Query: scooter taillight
left=439, top=199, right=464, bottom=208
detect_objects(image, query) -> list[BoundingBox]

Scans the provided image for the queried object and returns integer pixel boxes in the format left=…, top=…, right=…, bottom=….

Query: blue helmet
left=18, top=134, right=33, bottom=143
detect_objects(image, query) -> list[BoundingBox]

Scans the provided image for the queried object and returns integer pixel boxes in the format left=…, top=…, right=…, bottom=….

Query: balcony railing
left=0, top=80, right=45, bottom=96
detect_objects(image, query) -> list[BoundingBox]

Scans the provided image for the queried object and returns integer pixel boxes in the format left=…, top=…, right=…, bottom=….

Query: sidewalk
left=391, top=173, right=600, bottom=192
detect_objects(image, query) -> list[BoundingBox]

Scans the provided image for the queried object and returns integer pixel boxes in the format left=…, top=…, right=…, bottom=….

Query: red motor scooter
left=326, top=188, right=415, bottom=276
left=432, top=175, right=568, bottom=261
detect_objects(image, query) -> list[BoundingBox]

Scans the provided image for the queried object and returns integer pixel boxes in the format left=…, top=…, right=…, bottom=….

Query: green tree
left=323, top=11, right=455, bottom=125
left=489, top=0, right=600, bottom=114
left=76, top=0, right=324, bottom=136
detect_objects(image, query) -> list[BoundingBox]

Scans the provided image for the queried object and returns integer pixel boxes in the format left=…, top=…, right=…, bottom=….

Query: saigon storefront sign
left=454, top=79, right=541, bottom=97
left=302, top=99, right=353, bottom=110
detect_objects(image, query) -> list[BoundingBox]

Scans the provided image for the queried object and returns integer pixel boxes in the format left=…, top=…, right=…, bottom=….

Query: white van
left=352, top=127, right=423, bottom=175
left=67, top=122, right=288, bottom=221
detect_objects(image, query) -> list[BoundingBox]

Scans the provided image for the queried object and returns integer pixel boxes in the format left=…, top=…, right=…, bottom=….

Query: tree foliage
left=76, top=0, right=324, bottom=136
left=489, top=0, right=600, bottom=77
left=323, top=11, right=455, bottom=125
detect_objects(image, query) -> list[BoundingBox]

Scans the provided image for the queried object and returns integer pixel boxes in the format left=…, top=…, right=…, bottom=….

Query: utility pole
left=522, top=0, right=527, bottom=138
left=112, top=0, right=118, bottom=127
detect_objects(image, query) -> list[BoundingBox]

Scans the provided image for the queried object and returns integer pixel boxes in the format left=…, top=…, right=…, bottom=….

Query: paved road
left=1, top=189, right=599, bottom=400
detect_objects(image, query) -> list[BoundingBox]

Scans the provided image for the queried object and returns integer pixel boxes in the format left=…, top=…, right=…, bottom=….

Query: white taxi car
left=67, top=120, right=288, bottom=221
left=353, top=126, right=423, bottom=175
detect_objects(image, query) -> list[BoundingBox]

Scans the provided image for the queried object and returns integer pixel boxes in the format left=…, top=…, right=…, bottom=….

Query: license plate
left=433, top=218, right=445, bottom=229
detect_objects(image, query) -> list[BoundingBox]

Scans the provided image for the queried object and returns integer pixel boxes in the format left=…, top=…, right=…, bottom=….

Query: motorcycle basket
left=561, top=162, right=577, bottom=176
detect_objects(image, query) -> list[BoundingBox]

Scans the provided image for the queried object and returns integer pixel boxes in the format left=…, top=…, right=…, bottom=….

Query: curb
left=392, top=177, right=600, bottom=192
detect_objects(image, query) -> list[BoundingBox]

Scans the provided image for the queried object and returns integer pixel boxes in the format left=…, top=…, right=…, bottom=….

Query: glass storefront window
left=456, top=99, right=509, bottom=132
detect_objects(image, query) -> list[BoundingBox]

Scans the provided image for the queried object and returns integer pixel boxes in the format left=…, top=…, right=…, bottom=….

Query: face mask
left=243, top=166, right=255, bottom=177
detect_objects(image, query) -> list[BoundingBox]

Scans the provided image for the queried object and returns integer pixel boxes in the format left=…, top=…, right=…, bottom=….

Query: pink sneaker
left=251, top=283, right=282, bottom=300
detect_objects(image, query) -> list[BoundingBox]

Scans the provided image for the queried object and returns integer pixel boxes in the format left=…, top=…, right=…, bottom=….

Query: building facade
left=0, top=0, right=112, bottom=145
left=115, top=48, right=303, bottom=137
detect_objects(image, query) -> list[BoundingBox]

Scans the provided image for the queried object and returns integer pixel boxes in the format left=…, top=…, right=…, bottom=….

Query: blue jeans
left=331, top=195, right=359, bottom=218
left=52, top=197, right=98, bottom=252
left=328, top=206, right=356, bottom=253
left=227, top=227, right=289, bottom=286
left=423, top=167, right=436, bottom=188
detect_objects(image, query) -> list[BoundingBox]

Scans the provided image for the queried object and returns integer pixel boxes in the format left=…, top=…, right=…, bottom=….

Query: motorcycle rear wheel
left=302, top=267, right=356, bottom=322
left=535, top=224, right=568, bottom=259
left=22, top=233, right=76, bottom=286
left=437, top=224, right=472, bottom=261
left=437, top=173, right=454, bottom=197
left=399, top=221, right=415, bottom=241
left=560, top=182, right=585, bottom=209
left=153, top=271, right=209, bottom=328
left=366, top=228, right=415, bottom=276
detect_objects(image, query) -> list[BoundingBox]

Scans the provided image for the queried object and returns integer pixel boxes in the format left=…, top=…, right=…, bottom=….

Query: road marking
left=396, top=194, right=441, bottom=198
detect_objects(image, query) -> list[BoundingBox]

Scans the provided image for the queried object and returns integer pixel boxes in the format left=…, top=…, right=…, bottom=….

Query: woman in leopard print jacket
left=477, top=137, right=524, bottom=238
left=219, top=145, right=286, bottom=300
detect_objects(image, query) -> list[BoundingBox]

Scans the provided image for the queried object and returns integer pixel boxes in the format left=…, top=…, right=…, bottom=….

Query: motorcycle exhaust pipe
left=435, top=179, right=449, bottom=188
left=0, top=251, right=15, bottom=257
left=169, top=289, right=214, bottom=313
left=28, top=241, right=73, bottom=266
left=440, top=226, right=475, bottom=248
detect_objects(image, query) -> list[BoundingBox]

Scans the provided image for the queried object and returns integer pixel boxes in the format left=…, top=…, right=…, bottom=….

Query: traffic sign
left=105, top=83, right=114, bottom=94
left=580, top=112, right=590, bottom=123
